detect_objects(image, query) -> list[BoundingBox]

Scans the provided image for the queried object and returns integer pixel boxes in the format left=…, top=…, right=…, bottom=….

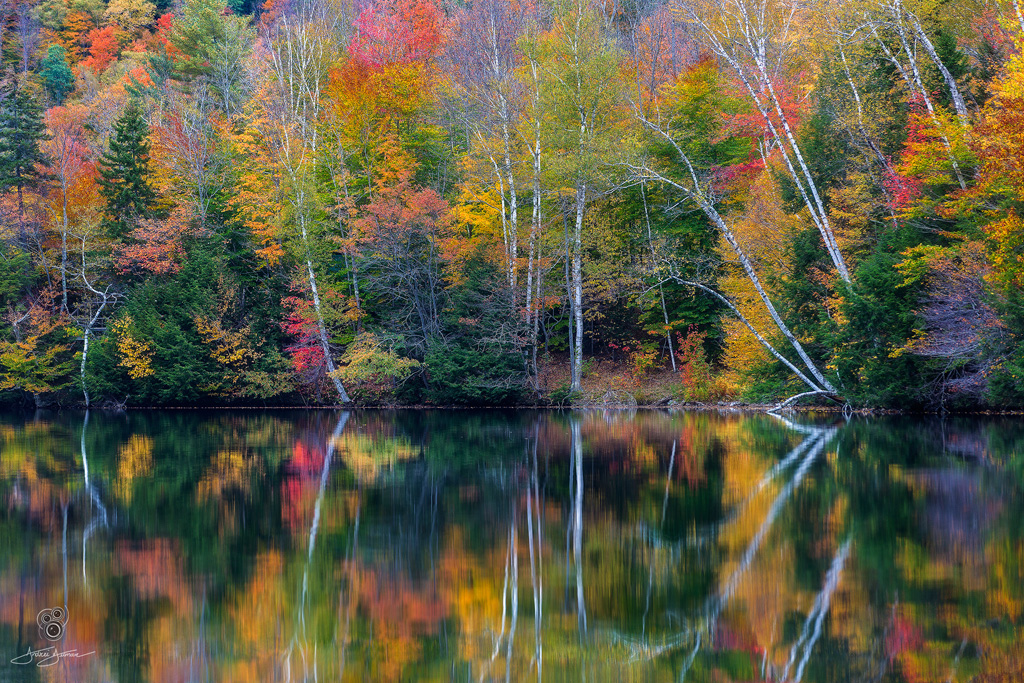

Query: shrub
left=676, top=325, right=713, bottom=401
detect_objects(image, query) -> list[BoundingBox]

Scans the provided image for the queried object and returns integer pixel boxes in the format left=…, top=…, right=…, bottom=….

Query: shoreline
left=6, top=402, right=1024, bottom=416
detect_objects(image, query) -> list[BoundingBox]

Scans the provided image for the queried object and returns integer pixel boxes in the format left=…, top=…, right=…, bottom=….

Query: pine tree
left=98, top=102, right=160, bottom=240
left=40, top=45, right=75, bottom=103
left=0, top=86, right=52, bottom=239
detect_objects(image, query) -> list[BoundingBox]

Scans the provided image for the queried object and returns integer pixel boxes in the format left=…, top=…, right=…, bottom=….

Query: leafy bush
left=334, top=333, right=420, bottom=403
left=423, top=343, right=525, bottom=405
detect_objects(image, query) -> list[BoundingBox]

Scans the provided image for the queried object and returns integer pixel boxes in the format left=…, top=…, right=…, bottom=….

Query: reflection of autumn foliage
left=196, top=449, right=262, bottom=502
left=280, top=440, right=326, bottom=530
left=117, top=539, right=193, bottom=611
left=356, top=568, right=446, bottom=680
left=115, top=434, right=154, bottom=502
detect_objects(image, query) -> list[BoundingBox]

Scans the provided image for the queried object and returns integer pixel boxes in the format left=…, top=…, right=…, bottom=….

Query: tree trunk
left=570, top=182, right=586, bottom=393
left=641, top=181, right=676, bottom=371
left=881, top=20, right=967, bottom=190
left=905, top=8, right=968, bottom=124
left=571, top=418, right=586, bottom=634
left=61, top=181, right=69, bottom=313
left=301, top=214, right=351, bottom=403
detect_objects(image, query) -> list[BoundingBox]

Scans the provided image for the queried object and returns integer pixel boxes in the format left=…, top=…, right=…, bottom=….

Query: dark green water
left=1, top=409, right=1022, bottom=682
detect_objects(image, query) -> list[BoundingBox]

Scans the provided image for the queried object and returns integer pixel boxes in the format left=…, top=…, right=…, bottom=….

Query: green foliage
left=0, top=87, right=52, bottom=207
left=335, top=333, right=421, bottom=402
left=423, top=342, right=524, bottom=405
left=40, top=45, right=75, bottom=103
left=98, top=102, right=162, bottom=240
left=812, top=225, right=948, bottom=407
left=0, top=320, right=77, bottom=401
left=168, top=0, right=254, bottom=112
left=88, top=243, right=294, bottom=405
left=777, top=107, right=851, bottom=213
left=0, top=246, right=33, bottom=309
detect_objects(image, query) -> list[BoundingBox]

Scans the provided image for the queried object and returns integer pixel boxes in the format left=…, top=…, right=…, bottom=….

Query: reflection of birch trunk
left=284, top=411, right=350, bottom=679
left=506, top=516, right=519, bottom=682
left=571, top=418, right=586, bottom=634
left=62, top=501, right=68, bottom=612
left=526, top=421, right=544, bottom=680
left=81, top=411, right=109, bottom=587
left=643, top=440, right=676, bottom=640
left=780, top=538, right=851, bottom=682
left=492, top=534, right=511, bottom=664
left=680, top=421, right=836, bottom=682
left=718, top=432, right=828, bottom=605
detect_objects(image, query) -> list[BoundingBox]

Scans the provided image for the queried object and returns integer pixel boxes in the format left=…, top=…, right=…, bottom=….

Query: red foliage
left=280, top=281, right=347, bottom=398
left=883, top=165, right=924, bottom=214
left=885, top=613, right=924, bottom=662
left=281, top=295, right=324, bottom=371
left=79, top=26, right=119, bottom=74
left=675, top=325, right=711, bottom=397
left=349, top=0, right=446, bottom=67
left=721, top=74, right=807, bottom=143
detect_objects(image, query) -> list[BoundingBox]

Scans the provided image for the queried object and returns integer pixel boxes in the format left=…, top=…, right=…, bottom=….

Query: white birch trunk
left=570, top=182, right=586, bottom=393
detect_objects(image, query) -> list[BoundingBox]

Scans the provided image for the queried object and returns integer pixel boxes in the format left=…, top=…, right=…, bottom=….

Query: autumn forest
left=2, top=0, right=1024, bottom=408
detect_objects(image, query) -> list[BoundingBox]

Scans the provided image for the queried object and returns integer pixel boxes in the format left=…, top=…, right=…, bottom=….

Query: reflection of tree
left=283, top=411, right=349, bottom=680
left=3, top=411, right=1024, bottom=680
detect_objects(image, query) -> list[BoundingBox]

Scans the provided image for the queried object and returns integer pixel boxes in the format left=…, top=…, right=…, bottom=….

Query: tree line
left=1, top=0, right=1023, bottom=407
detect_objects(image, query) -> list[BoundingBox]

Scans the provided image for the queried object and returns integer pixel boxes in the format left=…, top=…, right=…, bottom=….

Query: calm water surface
left=1, top=409, right=1022, bottom=682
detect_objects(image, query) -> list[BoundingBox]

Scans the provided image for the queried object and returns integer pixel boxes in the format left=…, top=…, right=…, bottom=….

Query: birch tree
left=447, top=0, right=526, bottom=295
left=679, top=0, right=854, bottom=284
left=536, top=0, right=625, bottom=392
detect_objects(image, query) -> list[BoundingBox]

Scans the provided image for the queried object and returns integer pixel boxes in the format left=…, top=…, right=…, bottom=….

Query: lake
left=1, top=409, right=1022, bottom=681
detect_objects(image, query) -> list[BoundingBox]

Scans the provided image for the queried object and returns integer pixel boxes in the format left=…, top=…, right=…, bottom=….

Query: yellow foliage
left=111, top=316, right=155, bottom=379
left=195, top=316, right=260, bottom=369
left=116, top=434, right=154, bottom=502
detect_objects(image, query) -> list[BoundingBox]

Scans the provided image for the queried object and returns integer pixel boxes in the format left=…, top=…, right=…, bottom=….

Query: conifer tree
left=0, top=86, right=51, bottom=239
left=40, top=45, right=75, bottom=103
left=98, top=102, right=161, bottom=240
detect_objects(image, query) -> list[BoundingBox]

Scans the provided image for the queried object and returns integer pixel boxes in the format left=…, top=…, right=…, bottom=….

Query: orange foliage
left=114, top=205, right=190, bottom=275
left=79, top=26, right=120, bottom=74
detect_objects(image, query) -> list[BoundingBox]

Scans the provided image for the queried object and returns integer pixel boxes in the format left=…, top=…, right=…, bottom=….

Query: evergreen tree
left=98, top=102, right=160, bottom=240
left=40, top=45, right=75, bottom=103
left=0, top=87, right=52, bottom=239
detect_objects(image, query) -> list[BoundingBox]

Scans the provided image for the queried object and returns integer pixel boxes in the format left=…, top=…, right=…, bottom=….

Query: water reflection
left=1, top=409, right=1022, bottom=681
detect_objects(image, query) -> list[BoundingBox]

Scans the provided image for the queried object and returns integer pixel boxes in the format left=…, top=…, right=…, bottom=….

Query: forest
left=0, top=0, right=1022, bottom=409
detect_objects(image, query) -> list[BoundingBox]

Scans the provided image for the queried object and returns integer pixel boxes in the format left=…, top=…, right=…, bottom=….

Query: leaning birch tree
left=261, top=0, right=351, bottom=402
left=679, top=0, right=854, bottom=284
left=631, top=107, right=839, bottom=398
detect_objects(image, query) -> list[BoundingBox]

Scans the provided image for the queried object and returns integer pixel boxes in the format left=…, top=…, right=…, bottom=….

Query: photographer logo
left=9, top=607, right=95, bottom=667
